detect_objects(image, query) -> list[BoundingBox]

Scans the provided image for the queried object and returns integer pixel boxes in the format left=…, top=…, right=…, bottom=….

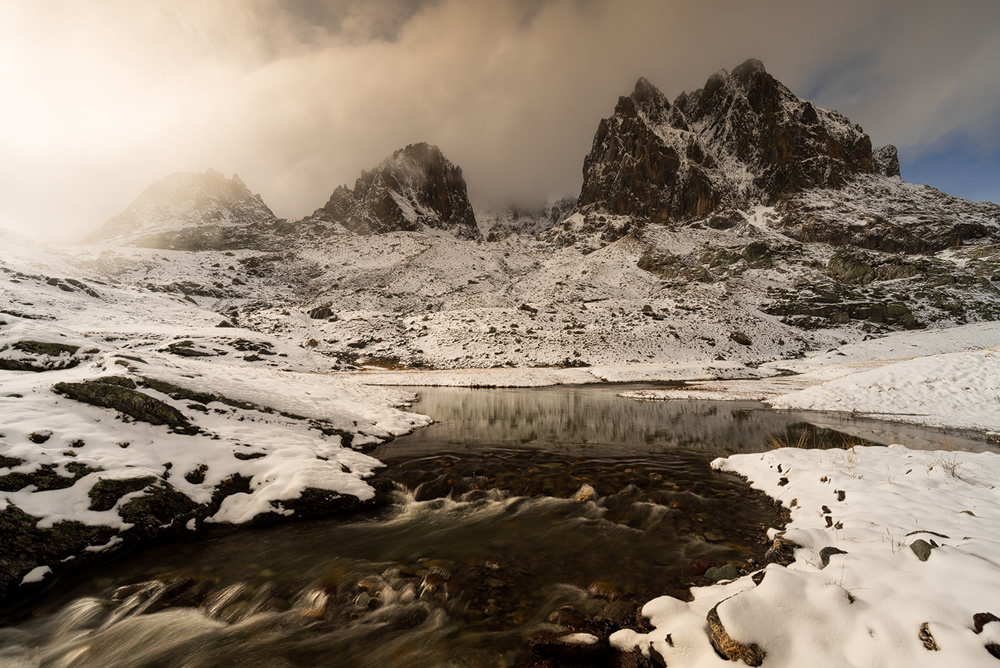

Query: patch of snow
left=619, top=388, right=770, bottom=402
left=83, top=536, right=124, bottom=553
left=19, top=566, right=52, bottom=585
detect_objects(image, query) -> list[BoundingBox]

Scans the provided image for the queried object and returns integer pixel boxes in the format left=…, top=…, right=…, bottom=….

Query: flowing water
left=1, top=385, right=994, bottom=667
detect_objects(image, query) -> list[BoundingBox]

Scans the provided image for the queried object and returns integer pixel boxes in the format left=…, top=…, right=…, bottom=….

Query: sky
left=0, top=0, right=998, bottom=241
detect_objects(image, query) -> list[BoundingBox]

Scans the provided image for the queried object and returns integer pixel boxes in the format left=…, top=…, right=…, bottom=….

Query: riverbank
left=612, top=444, right=1000, bottom=667
left=0, top=318, right=432, bottom=605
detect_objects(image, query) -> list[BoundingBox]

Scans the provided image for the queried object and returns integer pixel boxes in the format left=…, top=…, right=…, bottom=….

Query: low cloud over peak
left=1, top=0, right=998, bottom=240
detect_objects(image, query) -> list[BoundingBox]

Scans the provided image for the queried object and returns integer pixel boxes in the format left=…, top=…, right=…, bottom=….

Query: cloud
left=0, top=0, right=997, bottom=241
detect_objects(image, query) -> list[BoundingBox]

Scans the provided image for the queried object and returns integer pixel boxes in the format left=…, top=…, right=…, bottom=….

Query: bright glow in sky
left=1, top=0, right=997, bottom=241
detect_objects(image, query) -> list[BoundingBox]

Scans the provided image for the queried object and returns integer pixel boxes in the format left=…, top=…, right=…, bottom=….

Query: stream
left=1, top=384, right=994, bottom=667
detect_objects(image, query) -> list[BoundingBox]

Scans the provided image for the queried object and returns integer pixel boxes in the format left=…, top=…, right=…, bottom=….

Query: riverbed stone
left=413, top=475, right=453, bottom=501
left=587, top=581, right=623, bottom=600
left=597, top=600, right=640, bottom=626
left=548, top=605, right=585, bottom=627
left=707, top=600, right=766, bottom=666
left=919, top=622, right=940, bottom=651
left=705, top=564, right=740, bottom=582
left=910, top=539, right=933, bottom=562
left=819, top=546, right=848, bottom=569
left=974, top=612, right=1000, bottom=634
left=528, top=632, right=610, bottom=663
left=686, top=556, right=721, bottom=576
left=765, top=533, right=800, bottom=564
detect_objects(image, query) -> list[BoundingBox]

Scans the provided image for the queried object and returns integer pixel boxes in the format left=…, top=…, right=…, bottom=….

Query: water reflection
left=375, top=384, right=996, bottom=458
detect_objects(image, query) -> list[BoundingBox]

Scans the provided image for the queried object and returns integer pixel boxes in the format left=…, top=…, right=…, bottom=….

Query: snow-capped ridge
left=86, top=168, right=277, bottom=250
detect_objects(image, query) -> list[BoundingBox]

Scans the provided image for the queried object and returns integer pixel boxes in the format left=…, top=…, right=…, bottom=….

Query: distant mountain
left=309, top=143, right=480, bottom=240
left=477, top=198, right=577, bottom=241
left=86, top=169, right=277, bottom=250
left=73, top=59, right=1000, bottom=365
left=552, top=58, right=1000, bottom=255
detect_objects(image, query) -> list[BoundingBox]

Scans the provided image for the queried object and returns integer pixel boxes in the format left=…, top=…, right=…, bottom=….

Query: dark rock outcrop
left=53, top=378, right=199, bottom=435
left=311, top=143, right=480, bottom=240
left=0, top=340, right=83, bottom=372
left=578, top=59, right=877, bottom=228
left=874, top=144, right=901, bottom=178
left=87, top=169, right=278, bottom=250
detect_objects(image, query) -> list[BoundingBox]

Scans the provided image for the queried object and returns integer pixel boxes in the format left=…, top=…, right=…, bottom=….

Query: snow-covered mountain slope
left=0, top=229, right=430, bottom=600
left=776, top=174, right=1000, bottom=253
left=58, top=188, right=1000, bottom=375
left=85, top=169, right=278, bottom=250
left=308, top=142, right=480, bottom=240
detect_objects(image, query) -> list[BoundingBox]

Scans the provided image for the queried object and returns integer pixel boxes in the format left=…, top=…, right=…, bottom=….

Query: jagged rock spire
left=578, top=59, right=879, bottom=226
left=312, top=143, right=480, bottom=240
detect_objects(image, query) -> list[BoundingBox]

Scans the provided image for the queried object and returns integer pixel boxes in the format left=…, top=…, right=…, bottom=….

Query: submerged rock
left=528, top=632, right=610, bottom=664
left=705, top=564, right=740, bottom=582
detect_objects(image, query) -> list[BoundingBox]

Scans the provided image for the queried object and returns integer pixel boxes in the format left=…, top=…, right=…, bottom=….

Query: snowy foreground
left=613, top=445, right=1000, bottom=667
left=4, top=225, right=1000, bottom=662
left=358, top=323, right=1000, bottom=665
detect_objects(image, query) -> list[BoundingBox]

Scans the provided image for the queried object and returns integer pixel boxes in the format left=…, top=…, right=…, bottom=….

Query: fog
left=1, top=0, right=997, bottom=241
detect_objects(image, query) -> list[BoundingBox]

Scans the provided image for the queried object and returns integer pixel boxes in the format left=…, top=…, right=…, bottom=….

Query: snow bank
left=613, top=445, right=1000, bottom=667
left=619, top=388, right=771, bottom=402
left=769, top=349, right=1000, bottom=435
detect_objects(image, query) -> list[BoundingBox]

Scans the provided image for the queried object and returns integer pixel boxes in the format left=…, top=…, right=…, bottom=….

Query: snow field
left=613, top=445, right=1000, bottom=667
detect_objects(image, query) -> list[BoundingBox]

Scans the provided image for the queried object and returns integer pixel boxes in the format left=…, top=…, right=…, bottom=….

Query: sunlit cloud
left=0, top=0, right=997, bottom=241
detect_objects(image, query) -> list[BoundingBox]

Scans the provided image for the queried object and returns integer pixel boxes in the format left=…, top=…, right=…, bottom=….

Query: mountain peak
left=631, top=77, right=665, bottom=105
left=313, top=144, right=479, bottom=240
left=578, top=59, right=878, bottom=229
left=392, top=142, right=444, bottom=163
left=731, top=57, right=767, bottom=79
left=86, top=169, right=276, bottom=249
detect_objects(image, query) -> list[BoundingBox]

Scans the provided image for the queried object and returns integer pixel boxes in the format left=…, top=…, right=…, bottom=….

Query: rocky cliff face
left=570, top=59, right=1000, bottom=257
left=311, top=143, right=480, bottom=240
left=578, top=59, right=886, bottom=228
left=87, top=169, right=277, bottom=250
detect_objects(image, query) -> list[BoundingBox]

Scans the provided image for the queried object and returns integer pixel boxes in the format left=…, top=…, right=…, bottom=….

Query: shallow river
left=1, top=385, right=993, bottom=667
